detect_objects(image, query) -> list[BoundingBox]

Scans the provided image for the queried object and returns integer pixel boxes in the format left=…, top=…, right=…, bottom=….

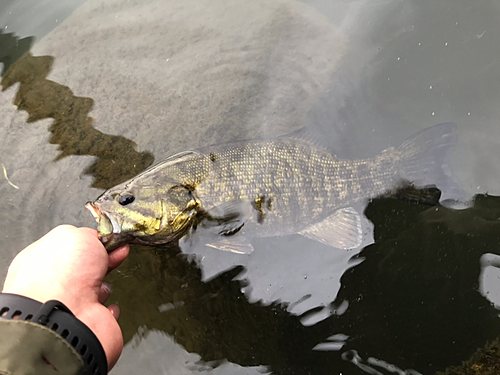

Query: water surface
left=1, top=1, right=500, bottom=374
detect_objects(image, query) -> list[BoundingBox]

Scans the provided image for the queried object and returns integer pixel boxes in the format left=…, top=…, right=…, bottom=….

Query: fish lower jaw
left=98, top=232, right=134, bottom=252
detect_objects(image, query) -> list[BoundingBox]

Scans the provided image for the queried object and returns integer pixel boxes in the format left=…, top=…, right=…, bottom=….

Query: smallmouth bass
left=86, top=123, right=458, bottom=252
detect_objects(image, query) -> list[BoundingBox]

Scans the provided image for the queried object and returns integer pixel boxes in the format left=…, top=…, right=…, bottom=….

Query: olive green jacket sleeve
left=0, top=319, right=83, bottom=375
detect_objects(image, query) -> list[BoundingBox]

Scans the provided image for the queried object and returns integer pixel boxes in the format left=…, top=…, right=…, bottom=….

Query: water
left=1, top=0, right=500, bottom=374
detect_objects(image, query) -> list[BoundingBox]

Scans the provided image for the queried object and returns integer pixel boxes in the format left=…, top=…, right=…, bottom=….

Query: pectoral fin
left=299, top=207, right=362, bottom=249
left=206, top=237, right=254, bottom=254
left=202, top=200, right=253, bottom=236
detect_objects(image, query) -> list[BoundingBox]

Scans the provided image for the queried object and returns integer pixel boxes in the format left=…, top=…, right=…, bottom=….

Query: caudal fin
left=397, top=123, right=464, bottom=201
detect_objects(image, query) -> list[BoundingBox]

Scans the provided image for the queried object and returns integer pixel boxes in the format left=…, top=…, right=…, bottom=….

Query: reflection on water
left=338, top=193, right=500, bottom=374
left=0, top=29, right=154, bottom=189
left=107, top=243, right=351, bottom=374
left=107, top=190, right=500, bottom=374
left=0, top=31, right=33, bottom=75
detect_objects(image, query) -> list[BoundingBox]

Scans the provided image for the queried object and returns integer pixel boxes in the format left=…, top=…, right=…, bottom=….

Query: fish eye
left=118, top=194, right=135, bottom=206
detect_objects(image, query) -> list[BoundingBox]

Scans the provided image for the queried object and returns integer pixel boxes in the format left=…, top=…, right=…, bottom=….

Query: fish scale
left=195, top=139, right=397, bottom=236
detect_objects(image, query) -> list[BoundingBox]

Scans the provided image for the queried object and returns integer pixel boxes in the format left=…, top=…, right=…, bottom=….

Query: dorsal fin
left=130, top=150, right=210, bottom=188
left=279, top=127, right=333, bottom=153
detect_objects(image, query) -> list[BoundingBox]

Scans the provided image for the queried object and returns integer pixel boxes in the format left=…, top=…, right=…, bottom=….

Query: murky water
left=2, top=0, right=500, bottom=374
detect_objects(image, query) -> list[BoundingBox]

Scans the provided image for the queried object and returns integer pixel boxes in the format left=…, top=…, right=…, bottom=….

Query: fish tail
left=396, top=122, right=464, bottom=201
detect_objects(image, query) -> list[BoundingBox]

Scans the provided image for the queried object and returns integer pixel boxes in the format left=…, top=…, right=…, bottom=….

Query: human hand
left=2, top=225, right=129, bottom=369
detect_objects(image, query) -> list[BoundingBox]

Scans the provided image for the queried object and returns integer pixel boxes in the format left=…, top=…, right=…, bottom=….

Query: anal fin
left=298, top=207, right=362, bottom=249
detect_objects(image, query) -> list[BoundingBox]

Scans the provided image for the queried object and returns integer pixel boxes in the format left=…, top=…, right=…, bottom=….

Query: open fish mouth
left=85, top=202, right=118, bottom=233
left=85, top=201, right=129, bottom=251
left=85, top=202, right=115, bottom=234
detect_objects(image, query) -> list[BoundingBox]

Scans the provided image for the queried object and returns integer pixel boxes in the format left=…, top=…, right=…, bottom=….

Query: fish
left=86, top=123, right=459, bottom=253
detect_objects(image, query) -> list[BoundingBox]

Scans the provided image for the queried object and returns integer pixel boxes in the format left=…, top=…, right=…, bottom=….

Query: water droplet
left=429, top=85, right=432, bottom=89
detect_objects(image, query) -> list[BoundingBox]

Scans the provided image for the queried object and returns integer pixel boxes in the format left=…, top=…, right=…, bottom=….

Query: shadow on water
left=0, top=30, right=154, bottom=189
left=107, top=190, right=500, bottom=375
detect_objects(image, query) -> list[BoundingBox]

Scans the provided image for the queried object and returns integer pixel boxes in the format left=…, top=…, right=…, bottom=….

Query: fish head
left=86, top=178, right=199, bottom=251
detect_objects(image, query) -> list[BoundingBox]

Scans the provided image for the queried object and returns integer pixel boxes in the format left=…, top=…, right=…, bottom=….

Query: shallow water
left=1, top=0, right=500, bottom=374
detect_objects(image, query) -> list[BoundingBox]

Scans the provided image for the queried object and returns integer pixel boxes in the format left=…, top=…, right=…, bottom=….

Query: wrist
left=2, top=282, right=87, bottom=315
